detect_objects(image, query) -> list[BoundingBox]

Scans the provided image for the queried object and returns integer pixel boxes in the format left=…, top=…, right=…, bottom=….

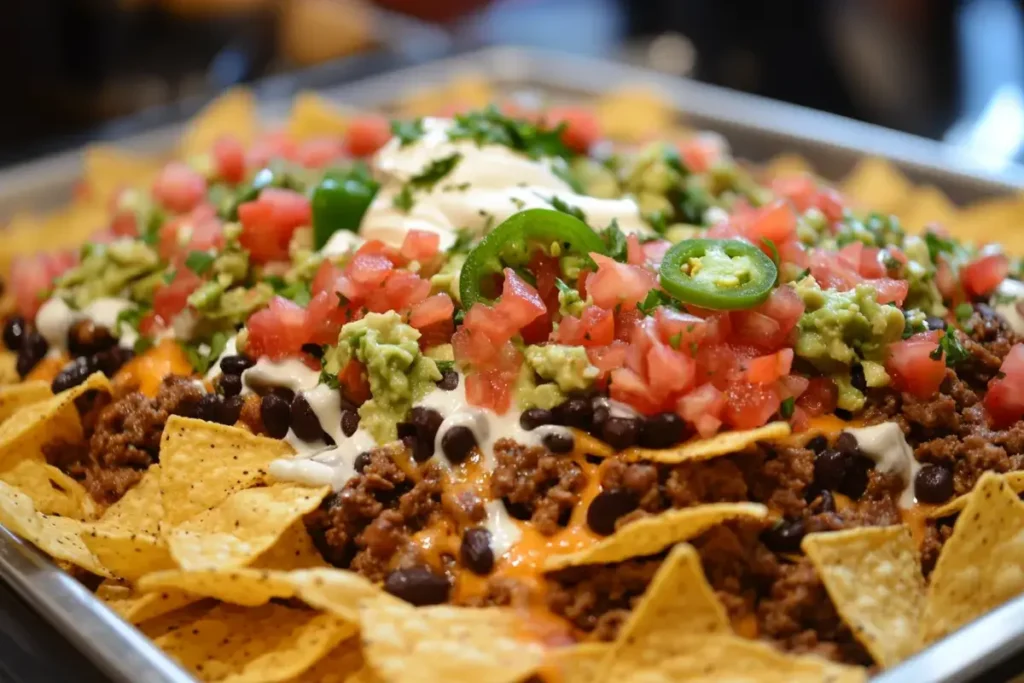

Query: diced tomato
left=867, top=278, right=909, bottom=305
left=614, top=307, right=644, bottom=342
left=152, top=162, right=206, bottom=214
left=747, top=200, right=797, bottom=243
left=465, top=367, right=518, bottom=414
left=886, top=332, right=947, bottom=398
left=294, top=137, right=346, bottom=169
left=545, top=107, right=601, bottom=153
left=246, top=131, right=299, bottom=170
left=731, top=311, right=782, bottom=351
left=311, top=260, right=345, bottom=297
left=797, top=377, right=839, bottom=417
left=157, top=204, right=223, bottom=261
left=724, top=381, right=781, bottom=430
left=677, top=383, right=726, bottom=424
left=810, top=249, right=863, bottom=291
left=771, top=174, right=846, bottom=222
left=496, top=268, right=547, bottom=330
left=777, top=238, right=809, bottom=269
left=778, top=374, right=810, bottom=400
left=152, top=269, right=202, bottom=324
left=400, top=230, right=441, bottom=264
left=646, top=343, right=696, bottom=400
left=745, top=348, right=794, bottom=384
left=305, top=291, right=351, bottom=346
left=374, top=271, right=431, bottom=312
left=839, top=242, right=885, bottom=278
left=985, top=344, right=1024, bottom=426
left=755, top=285, right=804, bottom=337
left=694, top=414, right=723, bottom=438
left=213, top=136, right=246, bottom=184
left=642, top=239, right=671, bottom=266
left=586, top=341, right=628, bottom=380
left=654, top=308, right=707, bottom=352
left=701, top=312, right=733, bottom=344
left=625, top=234, right=645, bottom=266
left=339, top=359, right=371, bottom=405
left=110, top=208, right=138, bottom=237
left=694, top=343, right=739, bottom=390
left=609, top=367, right=664, bottom=415
left=344, top=115, right=392, bottom=157
left=962, top=253, right=1010, bottom=298
left=410, top=293, right=455, bottom=331
left=586, top=253, right=658, bottom=311
left=245, top=296, right=310, bottom=360
left=555, top=306, right=614, bottom=347
left=10, top=251, right=78, bottom=319
left=935, top=257, right=959, bottom=301
left=678, top=134, right=723, bottom=174
left=238, top=188, right=312, bottom=264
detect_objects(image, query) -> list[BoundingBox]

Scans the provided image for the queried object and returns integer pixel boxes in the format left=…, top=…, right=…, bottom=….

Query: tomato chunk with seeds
left=245, top=296, right=310, bottom=360
left=886, top=333, right=946, bottom=398
left=238, top=189, right=312, bottom=264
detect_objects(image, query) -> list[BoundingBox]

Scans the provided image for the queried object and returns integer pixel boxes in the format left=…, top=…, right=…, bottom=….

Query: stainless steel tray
left=1, top=45, right=1023, bottom=683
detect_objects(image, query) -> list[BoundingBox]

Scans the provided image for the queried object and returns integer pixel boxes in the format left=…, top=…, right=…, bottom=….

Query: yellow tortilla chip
left=159, top=416, right=293, bottom=525
left=928, top=470, right=1024, bottom=518
left=359, top=601, right=545, bottom=683
left=180, top=89, right=259, bottom=159
left=542, top=643, right=612, bottom=683
left=921, top=472, right=1024, bottom=644
left=802, top=526, right=924, bottom=667
left=82, top=145, right=161, bottom=206
left=285, top=568, right=397, bottom=623
left=154, top=602, right=354, bottom=683
left=596, top=87, right=674, bottom=143
left=167, top=482, right=329, bottom=570
left=0, top=380, right=49, bottom=422
left=897, top=185, right=959, bottom=235
left=80, top=526, right=174, bottom=581
left=0, top=351, right=18, bottom=386
left=96, top=464, right=164, bottom=534
left=601, top=633, right=866, bottom=683
left=280, top=637, right=364, bottom=683
left=544, top=502, right=767, bottom=571
left=763, top=154, right=815, bottom=179
left=0, top=481, right=109, bottom=577
left=0, top=459, right=95, bottom=519
left=96, top=580, right=200, bottom=625
left=621, top=422, right=791, bottom=464
left=841, top=157, right=913, bottom=214
left=952, top=195, right=1024, bottom=254
left=138, top=568, right=296, bottom=607
left=288, top=92, right=352, bottom=141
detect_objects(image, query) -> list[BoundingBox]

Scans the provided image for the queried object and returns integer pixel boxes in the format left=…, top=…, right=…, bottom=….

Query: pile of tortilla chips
left=2, top=80, right=1024, bottom=683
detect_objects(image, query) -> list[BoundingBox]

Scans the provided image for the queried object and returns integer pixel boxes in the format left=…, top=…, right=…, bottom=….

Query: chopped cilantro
left=410, top=153, right=463, bottom=191
left=601, top=220, right=628, bottom=263
left=450, top=228, right=476, bottom=253
left=393, top=185, right=415, bottom=212
left=545, top=195, right=587, bottom=223
left=391, top=118, right=425, bottom=147
left=266, top=276, right=312, bottom=307
left=924, top=231, right=958, bottom=263
left=182, top=332, right=230, bottom=375
left=319, top=367, right=341, bottom=389
left=637, top=289, right=679, bottom=316
left=435, top=360, right=455, bottom=374
left=668, top=332, right=682, bottom=349
left=955, top=302, right=974, bottom=322
left=554, top=278, right=575, bottom=297
left=929, top=331, right=969, bottom=367
left=133, top=337, right=154, bottom=354
left=447, top=106, right=572, bottom=160
left=162, top=269, right=177, bottom=285
left=184, top=250, right=216, bottom=276
left=116, top=305, right=148, bottom=331
left=780, top=397, right=795, bottom=419
left=551, top=163, right=584, bottom=193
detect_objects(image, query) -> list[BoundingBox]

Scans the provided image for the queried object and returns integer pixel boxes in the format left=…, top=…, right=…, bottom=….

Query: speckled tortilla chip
left=359, top=601, right=545, bottom=683
left=250, top=522, right=329, bottom=570
left=279, top=637, right=364, bottom=683
left=542, top=644, right=612, bottom=683
left=285, top=568, right=397, bottom=623
left=167, top=483, right=329, bottom=570
left=803, top=526, right=924, bottom=667
left=180, top=89, right=258, bottom=160
left=96, top=580, right=200, bottom=625
left=601, top=633, right=866, bottom=683
left=287, top=92, right=353, bottom=141
left=0, top=459, right=96, bottom=519
left=154, top=602, right=354, bottom=683
left=0, top=481, right=109, bottom=577
left=621, top=422, right=790, bottom=464
left=897, top=185, right=959, bottom=235
left=81, top=527, right=174, bottom=581
left=543, top=502, right=767, bottom=571
left=97, top=465, right=164, bottom=533
left=921, top=472, right=1024, bottom=644
left=763, top=154, right=816, bottom=179
left=928, top=470, right=1024, bottom=519
left=0, top=380, right=50, bottom=421
left=841, top=157, right=912, bottom=214
left=159, top=416, right=293, bottom=525
left=138, top=568, right=297, bottom=607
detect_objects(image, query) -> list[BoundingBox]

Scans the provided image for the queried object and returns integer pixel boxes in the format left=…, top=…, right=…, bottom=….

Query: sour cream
left=993, top=279, right=1024, bottom=335
left=355, top=118, right=650, bottom=250
left=36, top=296, right=139, bottom=352
left=483, top=499, right=523, bottom=558
left=241, top=357, right=320, bottom=394
left=843, top=422, right=921, bottom=508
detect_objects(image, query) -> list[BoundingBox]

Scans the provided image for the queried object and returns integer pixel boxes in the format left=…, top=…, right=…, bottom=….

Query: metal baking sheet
left=1, top=45, right=1023, bottom=683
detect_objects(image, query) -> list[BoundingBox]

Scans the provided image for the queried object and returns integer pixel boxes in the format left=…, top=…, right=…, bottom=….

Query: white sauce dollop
left=356, top=118, right=650, bottom=250
left=241, top=357, right=320, bottom=394
left=36, top=296, right=139, bottom=353
left=483, top=499, right=523, bottom=558
left=993, top=279, right=1024, bottom=335
left=843, top=422, right=921, bottom=508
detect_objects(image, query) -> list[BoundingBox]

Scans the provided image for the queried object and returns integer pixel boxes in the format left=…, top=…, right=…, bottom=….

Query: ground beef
left=490, top=439, right=587, bottom=535
left=456, top=576, right=533, bottom=609
left=735, top=445, right=816, bottom=519
left=43, top=376, right=203, bottom=506
left=545, top=556, right=663, bottom=640
left=304, top=445, right=445, bottom=582
left=920, top=521, right=955, bottom=576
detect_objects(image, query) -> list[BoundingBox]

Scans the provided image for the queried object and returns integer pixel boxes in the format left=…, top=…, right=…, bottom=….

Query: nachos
left=1, top=84, right=1024, bottom=682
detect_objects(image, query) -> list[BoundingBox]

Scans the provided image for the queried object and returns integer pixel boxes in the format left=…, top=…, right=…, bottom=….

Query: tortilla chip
left=284, top=568, right=396, bottom=623
left=154, top=602, right=354, bottom=683
left=0, top=481, right=109, bottom=577
left=167, top=482, right=329, bottom=570
left=0, top=459, right=95, bottom=519
left=359, top=601, right=545, bottom=683
left=921, top=472, right=1024, bottom=644
left=596, top=87, right=674, bottom=143
left=82, top=146, right=161, bottom=206
left=0, top=380, right=51, bottom=422
left=138, top=568, right=296, bottom=607
left=763, top=154, right=815, bottom=179
left=952, top=195, right=1024, bottom=245
left=621, top=422, right=791, bottom=464
left=897, top=185, right=959, bottom=235
left=288, top=92, right=352, bottom=141
left=159, top=416, right=293, bottom=525
left=802, top=526, right=924, bottom=667
left=96, top=580, right=200, bottom=625
left=841, top=157, right=913, bottom=214
left=279, top=637, right=364, bottom=683
left=80, top=526, right=174, bottom=581
left=96, top=464, right=164, bottom=534
left=399, top=74, right=494, bottom=118
left=544, top=502, right=767, bottom=571
left=252, top=521, right=329, bottom=570
left=0, top=351, right=18, bottom=386
left=601, top=633, right=866, bottom=683
left=571, top=429, right=614, bottom=459
left=180, top=89, right=258, bottom=160
left=928, top=470, right=1024, bottom=518
left=542, top=643, right=612, bottom=683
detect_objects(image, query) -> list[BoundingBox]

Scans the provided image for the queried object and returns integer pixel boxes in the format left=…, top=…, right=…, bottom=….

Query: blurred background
left=0, top=0, right=1021, bottom=167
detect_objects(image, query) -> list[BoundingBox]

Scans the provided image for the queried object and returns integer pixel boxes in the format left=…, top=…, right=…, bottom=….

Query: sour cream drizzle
left=842, top=422, right=921, bottom=508
left=36, top=296, right=139, bottom=353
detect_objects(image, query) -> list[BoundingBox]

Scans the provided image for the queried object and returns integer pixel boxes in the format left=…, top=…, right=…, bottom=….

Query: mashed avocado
left=517, top=344, right=598, bottom=411
left=57, top=240, right=161, bottom=308
left=901, top=235, right=947, bottom=317
left=557, top=286, right=589, bottom=318
left=429, top=253, right=466, bottom=303
left=324, top=312, right=441, bottom=443
left=794, top=277, right=905, bottom=411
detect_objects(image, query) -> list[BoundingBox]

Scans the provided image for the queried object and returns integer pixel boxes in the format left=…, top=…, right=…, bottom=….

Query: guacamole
left=324, top=312, right=441, bottom=442
left=517, top=344, right=598, bottom=411
left=57, top=240, right=161, bottom=309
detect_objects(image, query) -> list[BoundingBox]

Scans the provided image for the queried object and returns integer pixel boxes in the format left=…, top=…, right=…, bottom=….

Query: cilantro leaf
left=780, top=397, right=795, bottom=419
left=554, top=278, right=575, bottom=297
left=116, top=305, right=148, bottom=331
left=435, top=360, right=455, bottom=374
left=447, top=106, right=572, bottom=160
left=924, top=231, right=957, bottom=263
left=184, top=250, right=216, bottom=276
left=601, top=220, right=628, bottom=263
left=637, top=289, right=678, bottom=316
left=391, top=118, right=425, bottom=147
left=393, top=185, right=415, bottom=212
left=929, top=331, right=969, bottom=367
left=955, top=302, right=974, bottom=322
left=410, top=153, right=462, bottom=190
left=545, top=195, right=587, bottom=223
left=182, top=332, right=229, bottom=375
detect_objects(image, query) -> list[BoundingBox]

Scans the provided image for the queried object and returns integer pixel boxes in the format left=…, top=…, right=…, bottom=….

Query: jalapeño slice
left=659, top=238, right=776, bottom=310
left=311, top=165, right=380, bottom=249
left=459, top=208, right=606, bottom=309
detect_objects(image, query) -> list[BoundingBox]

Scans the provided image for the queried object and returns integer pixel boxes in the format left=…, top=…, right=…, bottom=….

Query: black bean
left=260, top=393, right=291, bottom=439
left=638, top=412, right=686, bottom=449
left=520, top=407, right=554, bottom=431
left=94, top=347, right=133, bottom=376
left=761, top=518, right=806, bottom=554
left=805, top=435, right=828, bottom=455
left=222, top=395, right=245, bottom=425
left=270, top=386, right=295, bottom=403
left=915, top=465, right=954, bottom=504
left=219, top=373, right=242, bottom=397
left=67, top=320, right=116, bottom=357
left=408, top=406, right=443, bottom=462
left=290, top=394, right=324, bottom=442
left=849, top=365, right=867, bottom=393
left=340, top=409, right=360, bottom=437
left=542, top=430, right=575, bottom=454
left=502, top=498, right=533, bottom=521
left=16, top=330, right=49, bottom=378
left=383, top=567, right=451, bottom=606
left=818, top=489, right=836, bottom=513
left=834, top=432, right=861, bottom=458
left=586, top=489, right=638, bottom=536
left=601, top=417, right=641, bottom=451
left=838, top=455, right=873, bottom=499
left=554, top=397, right=594, bottom=430
left=813, top=449, right=850, bottom=491
left=460, top=527, right=494, bottom=575
left=300, top=343, right=324, bottom=359
left=195, top=394, right=228, bottom=424
left=925, top=316, right=948, bottom=331
left=3, top=316, right=25, bottom=351
left=590, top=404, right=611, bottom=436
left=437, top=369, right=460, bottom=391
left=51, top=356, right=96, bottom=394
left=220, top=354, right=255, bottom=375
left=353, top=452, right=372, bottom=473
left=441, top=425, right=477, bottom=464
